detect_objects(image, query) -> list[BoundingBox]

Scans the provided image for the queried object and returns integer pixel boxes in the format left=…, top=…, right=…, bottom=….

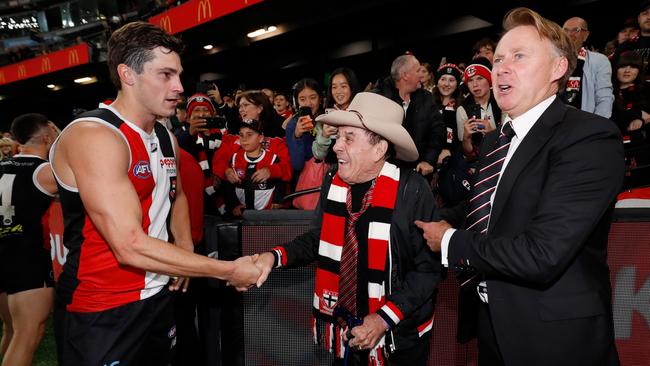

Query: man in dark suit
left=415, top=7, right=623, bottom=366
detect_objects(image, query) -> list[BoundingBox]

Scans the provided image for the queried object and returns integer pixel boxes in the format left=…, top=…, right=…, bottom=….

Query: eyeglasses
left=563, top=27, right=587, bottom=34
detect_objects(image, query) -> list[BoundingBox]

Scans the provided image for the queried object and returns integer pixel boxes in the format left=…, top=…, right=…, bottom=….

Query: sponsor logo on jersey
left=160, top=158, right=177, bottom=176
left=0, top=224, right=23, bottom=237
left=133, top=161, right=152, bottom=179
left=160, top=158, right=175, bottom=168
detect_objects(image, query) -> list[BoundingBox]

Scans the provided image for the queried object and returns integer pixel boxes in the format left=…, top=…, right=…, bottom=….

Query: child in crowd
left=214, top=119, right=292, bottom=217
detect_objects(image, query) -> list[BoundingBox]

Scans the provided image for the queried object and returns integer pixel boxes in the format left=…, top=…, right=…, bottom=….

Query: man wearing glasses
left=562, top=16, right=614, bottom=118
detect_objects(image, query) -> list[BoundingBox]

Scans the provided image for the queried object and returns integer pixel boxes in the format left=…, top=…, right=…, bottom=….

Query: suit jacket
left=448, top=98, right=623, bottom=366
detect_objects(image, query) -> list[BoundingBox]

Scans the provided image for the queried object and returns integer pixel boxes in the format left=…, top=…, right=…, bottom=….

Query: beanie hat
left=240, top=119, right=263, bottom=135
left=186, top=93, right=215, bottom=116
left=435, top=63, right=462, bottom=84
left=463, top=57, right=492, bottom=86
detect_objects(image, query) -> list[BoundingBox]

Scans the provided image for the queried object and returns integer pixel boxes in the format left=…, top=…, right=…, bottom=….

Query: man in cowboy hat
left=252, top=92, right=441, bottom=366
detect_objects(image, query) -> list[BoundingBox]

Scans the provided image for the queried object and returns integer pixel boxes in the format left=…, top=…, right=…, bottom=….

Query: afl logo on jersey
left=133, top=161, right=152, bottom=179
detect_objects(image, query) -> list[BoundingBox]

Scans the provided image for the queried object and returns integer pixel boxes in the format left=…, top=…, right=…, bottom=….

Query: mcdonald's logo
left=0, top=72, right=5, bottom=83
left=68, top=49, right=79, bottom=65
left=159, top=15, right=172, bottom=33
left=17, top=64, right=27, bottom=78
left=41, top=57, right=52, bottom=72
left=197, top=0, right=212, bottom=22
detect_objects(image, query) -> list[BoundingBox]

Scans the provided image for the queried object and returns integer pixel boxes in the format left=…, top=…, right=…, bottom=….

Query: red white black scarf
left=313, top=161, right=400, bottom=365
left=565, top=47, right=587, bottom=108
left=195, top=128, right=227, bottom=195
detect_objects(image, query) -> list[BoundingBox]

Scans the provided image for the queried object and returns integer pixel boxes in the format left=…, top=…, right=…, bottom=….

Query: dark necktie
left=466, top=121, right=515, bottom=234
left=338, top=181, right=374, bottom=315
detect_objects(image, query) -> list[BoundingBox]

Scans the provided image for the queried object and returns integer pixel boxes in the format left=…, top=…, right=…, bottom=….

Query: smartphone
left=205, top=116, right=227, bottom=129
left=297, top=106, right=312, bottom=118
left=465, top=103, right=482, bottom=119
left=297, top=106, right=314, bottom=130
left=471, top=130, right=484, bottom=146
left=196, top=82, right=215, bottom=94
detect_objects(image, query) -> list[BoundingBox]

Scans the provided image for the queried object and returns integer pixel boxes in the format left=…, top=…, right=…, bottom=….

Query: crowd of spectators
left=2, top=1, right=649, bottom=215
left=136, top=0, right=647, bottom=219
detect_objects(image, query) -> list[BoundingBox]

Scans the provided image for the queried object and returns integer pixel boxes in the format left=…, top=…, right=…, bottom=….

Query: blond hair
left=502, top=7, right=576, bottom=89
left=0, top=137, right=14, bottom=147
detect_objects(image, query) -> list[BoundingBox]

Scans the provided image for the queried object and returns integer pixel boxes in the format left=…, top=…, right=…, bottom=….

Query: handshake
left=226, top=252, right=277, bottom=292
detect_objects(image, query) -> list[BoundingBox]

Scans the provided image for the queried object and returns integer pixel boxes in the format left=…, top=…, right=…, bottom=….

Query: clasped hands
left=226, top=252, right=276, bottom=292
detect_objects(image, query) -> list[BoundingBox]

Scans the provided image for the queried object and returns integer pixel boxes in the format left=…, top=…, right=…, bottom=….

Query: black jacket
left=373, top=77, right=447, bottom=167
left=278, top=166, right=441, bottom=353
left=373, top=77, right=446, bottom=168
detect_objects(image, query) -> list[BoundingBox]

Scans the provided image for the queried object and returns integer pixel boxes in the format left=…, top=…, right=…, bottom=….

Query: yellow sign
left=68, top=49, right=79, bottom=65
left=197, top=0, right=213, bottom=22
left=41, top=57, right=52, bottom=72
left=159, top=15, right=172, bottom=33
left=17, top=64, right=27, bottom=78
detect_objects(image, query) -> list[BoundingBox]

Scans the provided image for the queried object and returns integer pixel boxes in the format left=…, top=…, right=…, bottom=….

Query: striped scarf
left=195, top=129, right=226, bottom=195
left=312, top=161, right=400, bottom=366
left=565, top=47, right=587, bottom=108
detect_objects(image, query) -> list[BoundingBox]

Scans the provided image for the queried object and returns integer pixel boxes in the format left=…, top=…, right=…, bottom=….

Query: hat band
left=349, top=109, right=370, bottom=131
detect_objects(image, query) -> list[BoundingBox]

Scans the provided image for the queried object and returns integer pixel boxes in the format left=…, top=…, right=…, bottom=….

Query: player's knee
left=14, top=321, right=45, bottom=342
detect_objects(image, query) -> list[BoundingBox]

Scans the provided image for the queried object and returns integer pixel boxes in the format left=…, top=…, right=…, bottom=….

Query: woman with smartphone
left=455, top=57, right=503, bottom=160
left=285, top=78, right=324, bottom=178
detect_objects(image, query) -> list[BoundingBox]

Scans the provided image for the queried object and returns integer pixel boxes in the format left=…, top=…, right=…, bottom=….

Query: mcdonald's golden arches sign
left=0, top=43, right=90, bottom=86
left=41, top=57, right=52, bottom=72
left=159, top=15, right=172, bottom=33
left=197, top=0, right=213, bottom=22
left=68, top=49, right=80, bottom=65
left=17, top=65, right=27, bottom=78
left=148, top=0, right=264, bottom=35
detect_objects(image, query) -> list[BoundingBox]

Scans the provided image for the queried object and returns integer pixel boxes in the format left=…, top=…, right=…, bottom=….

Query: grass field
left=0, top=314, right=58, bottom=366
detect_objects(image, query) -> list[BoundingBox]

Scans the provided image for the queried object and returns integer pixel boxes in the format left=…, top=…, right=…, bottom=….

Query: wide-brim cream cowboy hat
left=315, top=92, right=418, bottom=162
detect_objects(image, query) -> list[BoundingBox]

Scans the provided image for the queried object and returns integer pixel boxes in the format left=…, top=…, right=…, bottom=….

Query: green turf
left=0, top=314, right=58, bottom=366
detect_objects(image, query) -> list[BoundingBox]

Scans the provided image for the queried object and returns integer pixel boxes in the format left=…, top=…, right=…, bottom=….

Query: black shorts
left=55, top=288, right=175, bottom=366
left=0, top=243, right=54, bottom=295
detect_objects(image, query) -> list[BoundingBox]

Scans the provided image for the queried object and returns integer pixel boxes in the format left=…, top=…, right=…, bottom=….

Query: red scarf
left=313, top=162, right=400, bottom=365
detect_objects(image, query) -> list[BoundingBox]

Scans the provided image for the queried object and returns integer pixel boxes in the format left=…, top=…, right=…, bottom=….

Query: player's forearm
left=113, top=229, right=234, bottom=280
